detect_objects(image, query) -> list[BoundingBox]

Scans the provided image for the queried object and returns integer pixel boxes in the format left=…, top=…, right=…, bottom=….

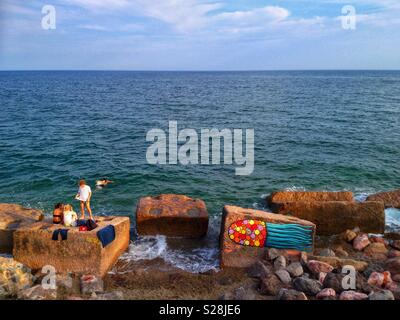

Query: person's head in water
left=54, top=203, right=64, bottom=210
left=79, top=179, right=86, bottom=187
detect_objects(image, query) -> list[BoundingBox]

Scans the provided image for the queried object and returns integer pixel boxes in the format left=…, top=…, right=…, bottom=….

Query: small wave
left=119, top=235, right=219, bottom=274
left=386, top=208, right=400, bottom=233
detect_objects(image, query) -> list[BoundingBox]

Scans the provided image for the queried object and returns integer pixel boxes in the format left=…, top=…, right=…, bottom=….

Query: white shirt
left=77, top=185, right=91, bottom=202
left=63, top=210, right=77, bottom=227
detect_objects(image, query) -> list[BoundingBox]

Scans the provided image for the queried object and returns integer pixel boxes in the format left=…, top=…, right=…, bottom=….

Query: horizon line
left=1, top=69, right=400, bottom=72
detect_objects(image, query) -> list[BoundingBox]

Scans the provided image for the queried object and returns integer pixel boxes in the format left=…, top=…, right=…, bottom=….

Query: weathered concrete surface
left=13, top=216, right=130, bottom=277
left=0, top=203, right=44, bottom=253
left=220, top=205, right=315, bottom=268
left=267, top=191, right=354, bottom=211
left=272, top=201, right=385, bottom=236
left=367, top=190, right=400, bottom=208
left=136, top=194, right=208, bottom=238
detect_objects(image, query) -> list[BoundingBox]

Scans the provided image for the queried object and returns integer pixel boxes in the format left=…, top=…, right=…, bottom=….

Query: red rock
left=370, top=236, right=388, bottom=246
left=353, top=234, right=371, bottom=251
left=13, top=216, right=130, bottom=277
left=388, top=250, right=400, bottom=258
left=272, top=201, right=384, bottom=236
left=367, top=272, right=385, bottom=287
left=220, top=205, right=315, bottom=268
left=339, top=291, right=368, bottom=300
left=307, top=260, right=334, bottom=274
left=136, top=194, right=208, bottom=238
left=366, top=189, right=400, bottom=208
left=0, top=203, right=43, bottom=253
left=316, top=288, right=336, bottom=299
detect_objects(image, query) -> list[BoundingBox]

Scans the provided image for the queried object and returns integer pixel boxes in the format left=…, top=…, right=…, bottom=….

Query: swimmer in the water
left=96, top=178, right=114, bottom=188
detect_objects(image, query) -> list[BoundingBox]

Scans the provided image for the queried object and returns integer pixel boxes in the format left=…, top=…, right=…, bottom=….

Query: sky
left=0, top=0, right=399, bottom=70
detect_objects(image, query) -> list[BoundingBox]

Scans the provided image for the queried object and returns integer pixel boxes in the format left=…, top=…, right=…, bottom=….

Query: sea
left=1, top=70, right=399, bottom=273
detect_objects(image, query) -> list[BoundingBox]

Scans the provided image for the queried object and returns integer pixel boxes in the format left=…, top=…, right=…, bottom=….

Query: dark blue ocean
left=1, top=71, right=400, bottom=271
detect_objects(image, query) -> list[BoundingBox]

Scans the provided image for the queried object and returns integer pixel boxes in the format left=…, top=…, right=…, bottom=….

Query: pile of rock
left=247, top=247, right=400, bottom=300
left=266, top=191, right=385, bottom=235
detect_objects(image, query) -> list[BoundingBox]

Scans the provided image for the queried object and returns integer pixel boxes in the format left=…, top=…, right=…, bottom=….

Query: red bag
left=79, top=226, right=88, bottom=232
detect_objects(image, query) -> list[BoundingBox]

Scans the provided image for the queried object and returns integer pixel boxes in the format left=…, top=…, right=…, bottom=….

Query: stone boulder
left=293, top=276, right=322, bottom=296
left=17, top=284, right=57, bottom=300
left=136, top=194, right=208, bottom=238
left=0, top=203, right=43, bottom=253
left=220, top=205, right=315, bottom=268
left=277, top=288, right=308, bottom=300
left=13, top=216, right=130, bottom=277
left=367, top=190, right=400, bottom=208
left=271, top=201, right=385, bottom=235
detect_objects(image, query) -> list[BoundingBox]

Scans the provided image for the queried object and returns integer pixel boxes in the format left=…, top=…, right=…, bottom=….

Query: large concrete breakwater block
left=367, top=189, right=400, bottom=208
left=271, top=200, right=385, bottom=236
left=220, top=205, right=316, bottom=268
left=13, top=216, right=130, bottom=277
left=0, top=203, right=44, bottom=253
left=267, top=191, right=354, bottom=211
left=136, top=194, right=208, bottom=238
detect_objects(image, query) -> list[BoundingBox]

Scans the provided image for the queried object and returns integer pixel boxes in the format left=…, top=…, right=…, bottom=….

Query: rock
left=0, top=203, right=43, bottom=253
left=266, top=248, right=280, bottom=261
left=343, top=230, right=357, bottom=243
left=390, top=240, right=400, bottom=251
left=370, top=236, right=388, bottom=246
left=307, top=260, right=334, bottom=274
left=275, top=269, right=291, bottom=284
left=319, top=248, right=336, bottom=257
left=247, top=261, right=271, bottom=279
left=316, top=288, right=336, bottom=299
left=220, top=205, right=315, bottom=268
left=367, top=271, right=392, bottom=288
left=272, top=201, right=384, bottom=236
left=94, top=291, right=124, bottom=300
left=260, top=274, right=283, bottom=296
left=13, top=216, right=130, bottom=277
left=310, top=255, right=368, bottom=272
left=267, top=191, right=354, bottom=210
left=0, top=257, right=34, bottom=297
left=364, top=243, right=388, bottom=259
left=323, top=273, right=346, bottom=293
left=353, top=234, right=371, bottom=251
left=339, top=291, right=368, bottom=300
left=17, top=284, right=57, bottom=300
left=393, top=274, right=400, bottom=282
left=293, top=277, right=322, bottom=296
left=233, top=287, right=256, bottom=300
left=366, top=189, right=400, bottom=208
left=335, top=247, right=349, bottom=257
left=136, top=194, right=208, bottom=238
left=277, top=288, right=307, bottom=300
left=388, top=250, right=400, bottom=258
left=356, top=273, right=374, bottom=294
left=385, top=258, right=400, bottom=277
left=274, top=256, right=287, bottom=270
left=319, top=272, right=327, bottom=284
left=286, top=262, right=304, bottom=277
left=80, top=275, right=104, bottom=295
left=369, top=290, right=395, bottom=300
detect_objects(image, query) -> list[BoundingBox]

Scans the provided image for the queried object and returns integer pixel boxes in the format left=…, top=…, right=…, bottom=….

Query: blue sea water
left=1, top=70, right=400, bottom=272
